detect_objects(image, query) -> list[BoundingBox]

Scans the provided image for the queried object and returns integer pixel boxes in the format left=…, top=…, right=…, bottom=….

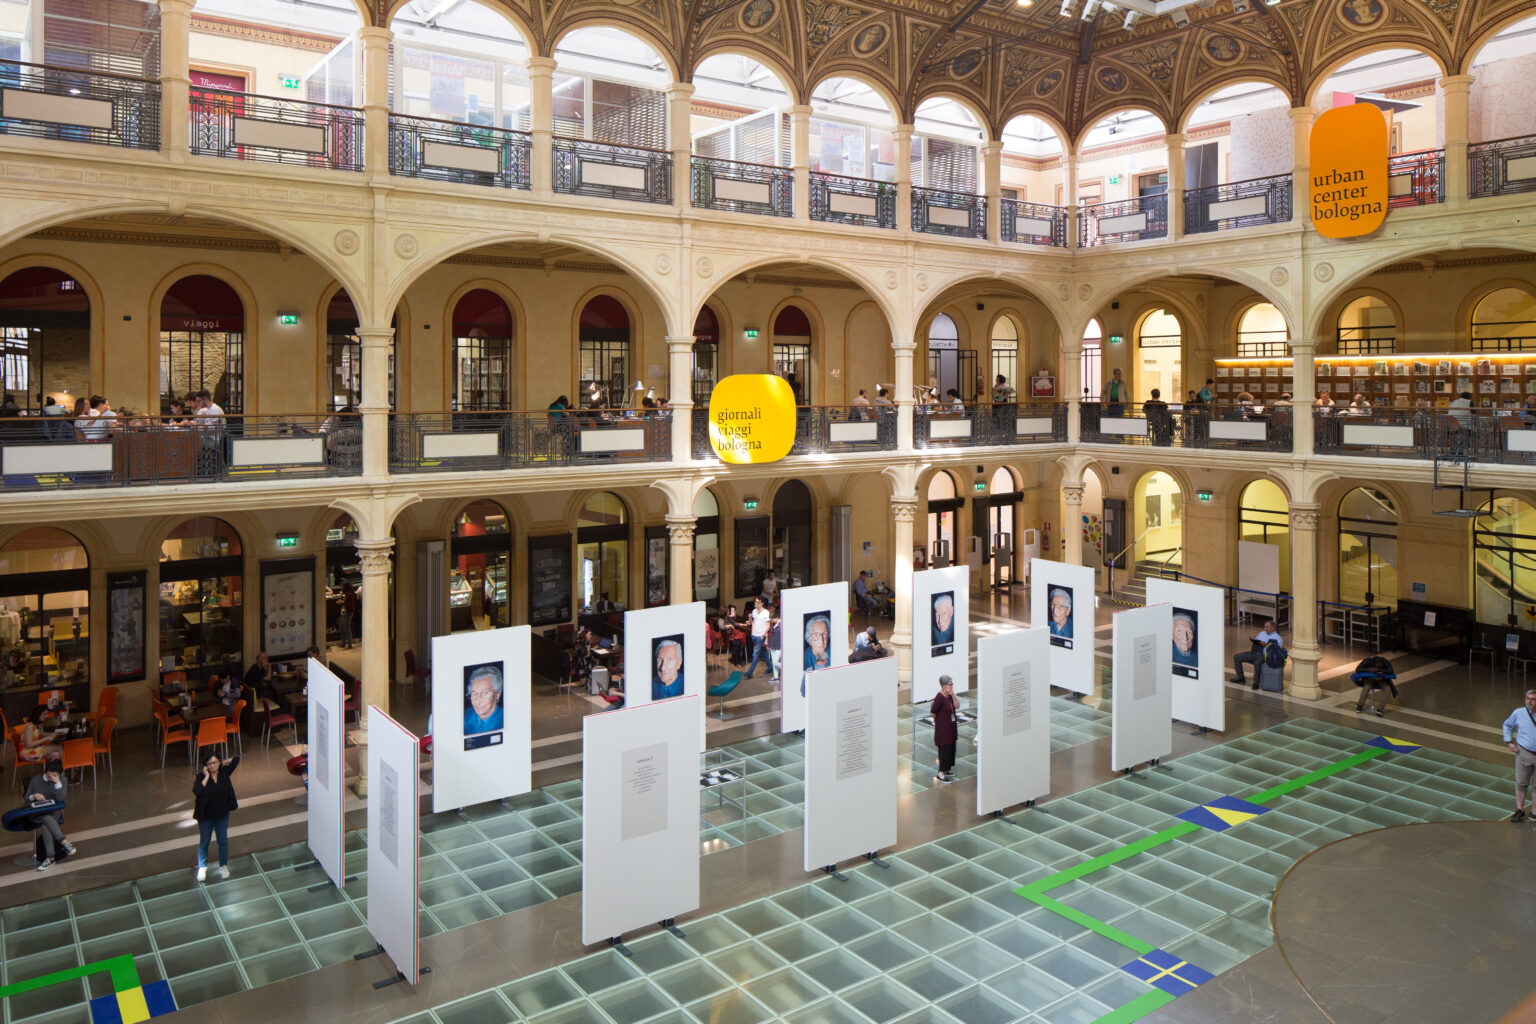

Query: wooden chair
left=195, top=717, right=227, bottom=761
left=155, top=708, right=193, bottom=768
left=93, top=716, right=116, bottom=776
left=223, top=699, right=246, bottom=755
left=61, top=737, right=95, bottom=789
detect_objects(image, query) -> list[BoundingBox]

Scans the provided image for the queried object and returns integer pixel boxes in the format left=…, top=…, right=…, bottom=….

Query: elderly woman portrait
left=463, top=662, right=505, bottom=735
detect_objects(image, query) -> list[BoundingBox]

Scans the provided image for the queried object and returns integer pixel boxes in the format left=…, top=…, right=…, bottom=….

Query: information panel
left=307, top=657, right=346, bottom=890
left=975, top=628, right=1052, bottom=817
left=1145, top=578, right=1226, bottom=732
left=803, top=658, right=898, bottom=872
left=780, top=582, right=851, bottom=733
left=430, top=626, right=532, bottom=813
left=1110, top=604, right=1173, bottom=772
left=911, top=566, right=970, bottom=693
left=365, top=707, right=420, bottom=984
left=1030, top=559, right=1097, bottom=695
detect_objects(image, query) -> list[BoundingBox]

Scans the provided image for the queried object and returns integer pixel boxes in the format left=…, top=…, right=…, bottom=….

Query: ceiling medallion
left=852, top=24, right=888, bottom=56
left=1097, top=67, right=1127, bottom=93
left=740, top=0, right=776, bottom=30
left=950, top=49, right=982, bottom=78
left=1336, top=0, right=1385, bottom=29
left=1204, top=35, right=1243, bottom=64
left=1035, top=70, right=1063, bottom=96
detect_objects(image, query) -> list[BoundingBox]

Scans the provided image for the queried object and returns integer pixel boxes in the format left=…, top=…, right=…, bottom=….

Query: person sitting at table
left=211, top=672, right=240, bottom=711
left=23, top=759, right=74, bottom=870
left=244, top=651, right=274, bottom=703
left=18, top=707, right=64, bottom=765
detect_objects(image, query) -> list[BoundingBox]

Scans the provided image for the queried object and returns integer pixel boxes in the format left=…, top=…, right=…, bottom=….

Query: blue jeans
left=197, top=816, right=229, bottom=868
left=743, top=637, right=773, bottom=678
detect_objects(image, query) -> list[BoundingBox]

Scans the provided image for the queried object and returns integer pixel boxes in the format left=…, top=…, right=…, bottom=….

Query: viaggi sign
left=707, top=374, right=796, bottom=464
left=1308, top=103, right=1389, bottom=239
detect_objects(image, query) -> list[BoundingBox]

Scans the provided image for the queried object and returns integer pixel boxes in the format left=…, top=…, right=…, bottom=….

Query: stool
left=1508, top=654, right=1534, bottom=682
left=706, top=671, right=743, bottom=720
left=1469, top=644, right=1496, bottom=681
left=1352, top=673, right=1397, bottom=716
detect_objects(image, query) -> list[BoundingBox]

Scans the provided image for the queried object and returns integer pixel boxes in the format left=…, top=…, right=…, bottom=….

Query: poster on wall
left=623, top=603, right=706, bottom=749
left=528, top=534, right=571, bottom=627
left=1029, top=559, right=1096, bottom=696
left=803, top=658, right=898, bottom=872
left=645, top=534, right=668, bottom=608
left=694, top=547, right=719, bottom=593
left=107, top=570, right=146, bottom=683
left=1110, top=603, right=1173, bottom=772
left=430, top=626, right=532, bottom=813
left=1145, top=578, right=1226, bottom=732
left=261, top=558, right=315, bottom=659
left=975, top=627, right=1052, bottom=818
left=780, top=582, right=851, bottom=733
left=911, top=566, right=970, bottom=694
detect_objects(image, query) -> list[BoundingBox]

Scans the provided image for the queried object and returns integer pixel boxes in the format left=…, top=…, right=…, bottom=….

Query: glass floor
left=0, top=693, right=1112, bottom=1024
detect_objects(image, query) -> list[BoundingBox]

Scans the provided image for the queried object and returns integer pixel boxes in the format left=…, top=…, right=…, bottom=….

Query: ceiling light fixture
left=1017, top=0, right=1034, bottom=6
left=1169, top=7, right=1191, bottom=25
left=1081, top=0, right=1101, bottom=17
left=1059, top=0, right=1076, bottom=17
left=1231, top=0, right=1251, bottom=11
left=1123, top=9, right=1140, bottom=27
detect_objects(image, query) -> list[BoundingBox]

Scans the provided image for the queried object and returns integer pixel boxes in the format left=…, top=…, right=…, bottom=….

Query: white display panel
left=430, top=626, right=532, bottom=813
left=581, top=696, right=701, bottom=946
left=307, top=657, right=346, bottom=890
left=1110, top=604, right=1173, bottom=772
left=780, top=583, right=851, bottom=733
left=803, top=659, right=898, bottom=872
left=365, top=707, right=420, bottom=983
left=1144, top=579, right=1226, bottom=732
left=622, top=603, right=706, bottom=750
left=911, top=566, right=970, bottom=693
left=975, top=628, right=1052, bottom=817
left=1030, top=559, right=1097, bottom=696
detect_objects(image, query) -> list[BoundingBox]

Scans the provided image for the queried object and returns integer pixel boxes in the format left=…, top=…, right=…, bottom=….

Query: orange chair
left=36, top=689, right=64, bottom=707
left=223, top=699, right=245, bottom=755
left=155, top=708, right=192, bottom=768
left=86, top=686, right=118, bottom=727
left=61, top=737, right=94, bottom=789
left=93, top=716, right=116, bottom=776
left=195, top=716, right=227, bottom=761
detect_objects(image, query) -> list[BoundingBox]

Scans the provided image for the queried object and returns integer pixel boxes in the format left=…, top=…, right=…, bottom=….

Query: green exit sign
left=1109, top=334, right=1124, bottom=345
left=1196, top=490, right=1213, bottom=503
left=743, top=498, right=759, bottom=511
left=278, top=313, right=299, bottom=326
left=743, top=328, right=759, bottom=339
left=973, top=482, right=986, bottom=493
left=277, top=533, right=299, bottom=548
left=278, top=74, right=301, bottom=90
left=1108, top=175, right=1120, bottom=185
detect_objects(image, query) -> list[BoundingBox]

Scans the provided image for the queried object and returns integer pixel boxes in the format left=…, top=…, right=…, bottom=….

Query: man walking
left=1502, top=688, right=1536, bottom=822
left=742, top=597, right=773, bottom=680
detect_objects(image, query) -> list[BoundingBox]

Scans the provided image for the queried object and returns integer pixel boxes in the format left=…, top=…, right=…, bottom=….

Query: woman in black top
left=192, top=752, right=240, bottom=881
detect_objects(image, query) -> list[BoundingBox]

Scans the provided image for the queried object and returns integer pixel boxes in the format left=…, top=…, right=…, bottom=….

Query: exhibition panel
left=1110, top=603, right=1174, bottom=772
left=803, top=658, right=898, bottom=873
left=1145, top=578, right=1227, bottom=732
left=306, top=656, right=346, bottom=891
left=975, top=627, right=1053, bottom=817
left=779, top=583, right=851, bottom=733
left=1030, top=559, right=1098, bottom=696
left=911, top=566, right=970, bottom=694
left=430, top=626, right=533, bottom=813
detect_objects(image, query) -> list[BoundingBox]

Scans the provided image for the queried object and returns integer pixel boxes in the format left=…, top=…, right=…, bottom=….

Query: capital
left=356, top=538, right=394, bottom=574
left=664, top=514, right=697, bottom=543
left=891, top=497, right=918, bottom=523
left=357, top=26, right=393, bottom=47
left=1289, top=503, right=1321, bottom=530
left=525, top=57, right=557, bottom=75
left=1062, top=484, right=1085, bottom=505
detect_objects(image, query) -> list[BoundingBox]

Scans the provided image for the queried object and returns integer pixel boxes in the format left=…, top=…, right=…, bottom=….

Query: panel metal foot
left=865, top=852, right=890, bottom=868
left=823, top=865, right=847, bottom=881
left=1151, top=758, right=1174, bottom=772
left=661, top=918, right=686, bottom=938
left=609, top=937, right=633, bottom=957
left=1193, top=726, right=1209, bottom=735
left=371, top=966, right=430, bottom=990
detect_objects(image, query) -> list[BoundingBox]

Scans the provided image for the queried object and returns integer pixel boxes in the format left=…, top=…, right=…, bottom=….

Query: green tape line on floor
left=0, top=954, right=138, bottom=1000
left=1247, top=747, right=1384, bottom=804
left=1094, top=989, right=1179, bottom=1024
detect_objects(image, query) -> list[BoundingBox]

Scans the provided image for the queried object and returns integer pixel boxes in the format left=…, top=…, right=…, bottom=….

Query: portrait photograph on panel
left=651, top=633, right=686, bottom=700
left=463, top=661, right=506, bottom=750
left=1048, top=585, right=1074, bottom=648
left=803, top=611, right=832, bottom=693
left=930, top=591, right=955, bottom=656
left=1172, top=608, right=1198, bottom=678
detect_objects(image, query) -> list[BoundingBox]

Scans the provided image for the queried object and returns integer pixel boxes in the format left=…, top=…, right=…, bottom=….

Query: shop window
left=0, top=268, right=90, bottom=413
left=1473, top=497, right=1536, bottom=627
left=451, top=501, right=511, bottom=633
left=578, top=492, right=628, bottom=612
left=1337, top=296, right=1396, bottom=355
left=326, top=290, right=397, bottom=411
left=990, top=316, right=1020, bottom=399
left=579, top=296, right=630, bottom=408
left=772, top=305, right=812, bottom=405
left=1135, top=308, right=1182, bottom=403
left=1471, top=287, right=1536, bottom=353
left=1236, top=303, right=1289, bottom=359
left=159, top=518, right=243, bottom=679
left=0, top=528, right=89, bottom=705
left=1238, top=480, right=1291, bottom=592
left=159, top=276, right=243, bottom=415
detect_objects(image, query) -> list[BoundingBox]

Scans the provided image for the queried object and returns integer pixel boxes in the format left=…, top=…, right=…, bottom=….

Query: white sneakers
left=61, top=841, right=76, bottom=856
left=196, top=866, right=207, bottom=882
left=218, top=866, right=230, bottom=879
left=35, top=858, right=52, bottom=871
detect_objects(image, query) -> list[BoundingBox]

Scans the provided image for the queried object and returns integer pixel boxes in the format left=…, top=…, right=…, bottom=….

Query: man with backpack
left=1232, top=619, right=1285, bottom=690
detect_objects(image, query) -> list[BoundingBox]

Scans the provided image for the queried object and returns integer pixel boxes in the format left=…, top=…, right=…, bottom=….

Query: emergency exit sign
left=278, top=74, right=300, bottom=90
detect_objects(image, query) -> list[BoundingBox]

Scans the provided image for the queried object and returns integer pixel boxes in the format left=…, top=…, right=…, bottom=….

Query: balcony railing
left=1080, top=402, right=1292, bottom=452
left=389, top=114, right=530, bottom=190
left=917, top=403, right=1066, bottom=448
left=0, top=60, right=159, bottom=150
left=390, top=410, right=670, bottom=472
left=911, top=186, right=986, bottom=239
left=189, top=89, right=363, bottom=171
left=1313, top=408, right=1536, bottom=464
left=1079, top=194, right=1167, bottom=247
left=693, top=406, right=898, bottom=459
left=0, top=414, right=359, bottom=491
left=1469, top=134, right=1536, bottom=199
left=690, top=156, right=793, bottom=217
left=1184, top=174, right=1292, bottom=235
left=809, top=171, right=896, bottom=229
left=1387, top=149, right=1444, bottom=208
left=1000, top=198, right=1067, bottom=248
left=552, top=138, right=671, bottom=204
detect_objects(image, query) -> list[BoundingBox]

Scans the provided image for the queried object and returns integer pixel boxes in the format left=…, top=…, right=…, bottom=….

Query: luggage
left=1258, top=663, right=1284, bottom=693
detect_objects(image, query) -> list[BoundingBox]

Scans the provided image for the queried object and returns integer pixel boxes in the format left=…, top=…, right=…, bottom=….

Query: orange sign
left=706, top=374, right=797, bottom=464
left=1308, top=103, right=1389, bottom=238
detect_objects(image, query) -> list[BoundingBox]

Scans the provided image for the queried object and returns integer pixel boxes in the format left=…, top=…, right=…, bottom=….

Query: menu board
left=528, top=533, right=572, bottom=626
left=1216, top=355, right=1536, bottom=410
left=261, top=557, right=315, bottom=659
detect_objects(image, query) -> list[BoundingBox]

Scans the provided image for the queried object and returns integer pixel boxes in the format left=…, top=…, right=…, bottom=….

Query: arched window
left=1236, top=303, right=1288, bottom=359
left=453, top=291, right=513, bottom=411
left=578, top=492, right=628, bottom=611
left=773, top=305, right=811, bottom=404
left=809, top=76, right=896, bottom=181
left=579, top=296, right=630, bottom=407
left=1135, top=309, right=1182, bottom=403
left=0, top=269, right=90, bottom=413
left=0, top=528, right=89, bottom=693
left=1471, top=287, right=1536, bottom=353
left=1239, top=480, right=1290, bottom=592
left=1133, top=471, right=1182, bottom=571
left=1337, top=296, right=1396, bottom=355
left=326, top=290, right=397, bottom=411
left=927, top=313, right=972, bottom=401
left=160, top=517, right=243, bottom=677
left=451, top=501, right=511, bottom=632
left=990, top=316, right=1020, bottom=398
left=926, top=471, right=961, bottom=566
left=1338, top=488, right=1397, bottom=608
left=1082, top=318, right=1103, bottom=401
left=772, top=480, right=813, bottom=586
left=160, top=276, right=243, bottom=414
left=1473, top=497, right=1536, bottom=627
left=692, top=306, right=719, bottom=405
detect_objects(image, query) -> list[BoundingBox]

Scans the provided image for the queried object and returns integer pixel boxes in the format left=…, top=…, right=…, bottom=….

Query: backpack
left=1263, top=641, right=1285, bottom=669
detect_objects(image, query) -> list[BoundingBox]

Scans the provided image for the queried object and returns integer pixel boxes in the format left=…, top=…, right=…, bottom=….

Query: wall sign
left=260, top=557, right=315, bottom=660
left=528, top=534, right=572, bottom=626
left=1308, top=103, right=1388, bottom=238
left=707, top=374, right=796, bottom=464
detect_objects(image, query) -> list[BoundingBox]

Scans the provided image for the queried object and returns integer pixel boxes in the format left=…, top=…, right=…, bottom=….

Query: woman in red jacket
left=930, top=675, right=959, bottom=784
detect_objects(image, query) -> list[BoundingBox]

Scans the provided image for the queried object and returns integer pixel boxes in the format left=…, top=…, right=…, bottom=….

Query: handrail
left=194, top=86, right=362, bottom=114
left=555, top=137, right=669, bottom=155
left=4, top=57, right=155, bottom=86
left=691, top=154, right=786, bottom=173
left=393, top=111, right=530, bottom=135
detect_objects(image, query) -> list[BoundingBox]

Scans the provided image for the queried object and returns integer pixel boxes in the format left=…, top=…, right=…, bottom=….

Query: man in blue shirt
left=1231, top=619, right=1284, bottom=690
left=1501, top=688, right=1536, bottom=822
left=652, top=639, right=685, bottom=700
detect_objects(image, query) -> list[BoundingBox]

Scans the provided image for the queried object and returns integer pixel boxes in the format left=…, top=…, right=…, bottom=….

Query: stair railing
left=1105, top=526, right=1157, bottom=598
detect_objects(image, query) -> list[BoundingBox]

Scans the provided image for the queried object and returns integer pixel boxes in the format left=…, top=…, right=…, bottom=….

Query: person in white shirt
left=1232, top=619, right=1285, bottom=690
left=82, top=396, right=116, bottom=440
left=193, top=389, right=226, bottom=426
left=1449, top=391, right=1473, bottom=428
left=743, top=597, right=773, bottom=679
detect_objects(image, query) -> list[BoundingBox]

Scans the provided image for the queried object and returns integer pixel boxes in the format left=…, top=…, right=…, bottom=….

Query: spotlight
left=1081, top=0, right=1100, bottom=17
left=1264, top=0, right=1281, bottom=5
left=1017, top=0, right=1034, bottom=6
left=1059, top=0, right=1075, bottom=16
left=1169, top=7, right=1190, bottom=25
left=1231, top=0, right=1250, bottom=11
left=1122, top=9, right=1140, bottom=26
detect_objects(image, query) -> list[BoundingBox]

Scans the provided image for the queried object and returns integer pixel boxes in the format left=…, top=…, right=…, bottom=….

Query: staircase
left=1111, top=557, right=1181, bottom=607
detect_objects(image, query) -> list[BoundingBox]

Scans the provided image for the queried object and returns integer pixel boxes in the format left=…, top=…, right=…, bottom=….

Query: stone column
left=526, top=57, right=556, bottom=195
left=665, top=515, right=696, bottom=605
left=1291, top=337, right=1316, bottom=455
left=1061, top=330, right=1083, bottom=444
left=666, top=82, right=694, bottom=208
left=1441, top=74, right=1473, bottom=204
left=1165, top=132, right=1186, bottom=240
left=1063, top=152, right=1080, bottom=249
left=158, top=0, right=193, bottom=161
left=981, top=140, right=1003, bottom=242
left=666, top=335, right=695, bottom=463
left=1290, top=108, right=1314, bottom=229
left=890, top=494, right=918, bottom=688
left=1061, top=483, right=1084, bottom=565
left=359, top=27, right=392, bottom=178
left=352, top=537, right=394, bottom=793
left=894, top=341, right=915, bottom=453
left=789, top=105, right=812, bottom=222
left=894, top=125, right=914, bottom=234
left=357, top=327, right=394, bottom=478
left=1287, top=503, right=1322, bottom=700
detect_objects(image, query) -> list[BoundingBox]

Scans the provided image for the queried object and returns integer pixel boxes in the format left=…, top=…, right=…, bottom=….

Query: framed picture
left=1416, top=380, right=1432, bottom=393
left=1393, top=363, right=1410, bottom=376
left=1317, top=362, right=1333, bottom=377
left=1393, top=383, right=1410, bottom=394
left=1457, top=361, right=1474, bottom=375
left=1353, top=365, right=1371, bottom=377
left=1434, top=360, right=1450, bottom=375
left=1373, top=361, right=1389, bottom=375
left=1457, top=377, right=1472, bottom=391
left=1433, top=380, right=1451, bottom=394
left=1476, top=359, right=1493, bottom=376
left=528, top=533, right=572, bottom=626
left=1503, top=363, right=1522, bottom=376
left=107, top=570, right=146, bottom=683
left=1216, top=367, right=1229, bottom=378
left=1030, top=373, right=1055, bottom=398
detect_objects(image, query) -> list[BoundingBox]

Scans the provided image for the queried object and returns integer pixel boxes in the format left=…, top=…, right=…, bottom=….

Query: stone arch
left=146, top=263, right=259, bottom=410
left=383, top=0, right=536, bottom=52
left=688, top=253, right=901, bottom=344
left=1304, top=45, right=1452, bottom=108
left=687, top=45, right=801, bottom=104
left=1318, top=286, right=1406, bottom=354
left=1177, top=77, right=1297, bottom=134
left=1073, top=106, right=1168, bottom=153
left=546, top=18, right=681, bottom=82
left=910, top=89, right=993, bottom=141
left=1457, top=277, right=1536, bottom=352
left=441, top=279, right=527, bottom=409
left=0, top=253, right=107, bottom=390
left=806, top=71, right=902, bottom=125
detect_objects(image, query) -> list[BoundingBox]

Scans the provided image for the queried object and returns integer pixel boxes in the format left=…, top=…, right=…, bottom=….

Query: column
left=1063, top=152, right=1080, bottom=249
left=1164, top=132, right=1186, bottom=240
left=158, top=0, right=193, bottom=161
left=665, top=515, right=696, bottom=605
left=789, top=105, right=812, bottom=222
left=1290, top=108, right=1314, bottom=229
left=1287, top=504, right=1322, bottom=700
left=666, top=82, right=694, bottom=208
left=666, top=335, right=695, bottom=463
left=357, top=327, right=394, bottom=478
left=890, top=494, right=918, bottom=688
left=981, top=140, right=1003, bottom=243
left=352, top=537, right=394, bottom=793
left=1061, top=483, right=1084, bottom=565
left=1290, top=337, right=1316, bottom=455
left=894, top=341, right=915, bottom=453
left=359, top=27, right=392, bottom=177
left=1441, top=74, right=1473, bottom=204
left=894, top=125, right=914, bottom=234
left=1061, top=330, right=1082, bottom=444
left=527, top=57, right=556, bottom=194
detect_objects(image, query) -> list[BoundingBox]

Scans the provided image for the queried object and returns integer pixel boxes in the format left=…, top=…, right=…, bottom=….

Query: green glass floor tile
left=686, top=987, right=774, bottom=1024
left=985, top=960, right=1076, bottom=1012
left=308, top=926, right=380, bottom=967
left=1164, top=930, right=1249, bottom=976
left=466, top=860, right=528, bottom=892
left=433, top=895, right=499, bottom=929
left=613, top=933, right=692, bottom=975
left=1107, top=907, right=1188, bottom=948
left=842, top=976, right=926, bottom=1024
left=66, top=883, right=136, bottom=918
left=1144, top=893, right=1224, bottom=932
left=1201, top=914, right=1271, bottom=959
left=807, top=905, right=882, bottom=945
left=851, top=890, right=925, bottom=928
left=890, top=954, right=974, bottom=1002
left=159, top=936, right=233, bottom=978
left=680, top=916, right=749, bottom=953
left=496, top=830, right=554, bottom=858
left=436, top=992, right=516, bottom=1024
left=724, top=899, right=795, bottom=936
left=1084, top=970, right=1157, bottom=1008
left=167, top=964, right=245, bottom=1006
left=890, top=910, right=968, bottom=953
left=539, top=866, right=583, bottom=898
left=654, top=960, right=735, bottom=1004
left=710, top=939, right=786, bottom=981
left=799, top=947, right=874, bottom=992
left=501, top=969, right=583, bottom=1017
left=446, top=843, right=506, bottom=872
left=278, top=884, right=346, bottom=917
left=563, top=949, right=642, bottom=995
left=937, top=984, right=1028, bottom=1024
left=593, top=979, right=675, bottom=1024
left=1159, top=843, right=1232, bottom=878
left=854, top=857, right=926, bottom=890
left=292, top=903, right=362, bottom=940
left=150, top=912, right=223, bottom=950
left=6, top=978, right=86, bottom=1023
left=228, top=919, right=304, bottom=959
left=1035, top=990, right=1112, bottom=1024
left=847, top=930, right=925, bottom=972
left=759, top=922, right=835, bottom=964
left=243, top=945, right=319, bottom=987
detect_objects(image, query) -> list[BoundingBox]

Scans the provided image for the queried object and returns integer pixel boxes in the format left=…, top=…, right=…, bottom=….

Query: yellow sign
left=707, top=374, right=796, bottom=464
left=1308, top=103, right=1389, bottom=238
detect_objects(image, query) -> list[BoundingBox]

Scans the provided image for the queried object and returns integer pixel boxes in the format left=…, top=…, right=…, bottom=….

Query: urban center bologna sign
left=707, top=374, right=796, bottom=464
left=1309, top=103, right=1388, bottom=239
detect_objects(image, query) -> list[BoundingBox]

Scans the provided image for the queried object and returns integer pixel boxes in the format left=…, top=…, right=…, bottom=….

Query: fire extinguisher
left=1042, top=521, right=1051, bottom=557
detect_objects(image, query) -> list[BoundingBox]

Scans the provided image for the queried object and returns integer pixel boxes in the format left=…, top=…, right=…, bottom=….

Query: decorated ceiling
left=375, top=0, right=1534, bottom=140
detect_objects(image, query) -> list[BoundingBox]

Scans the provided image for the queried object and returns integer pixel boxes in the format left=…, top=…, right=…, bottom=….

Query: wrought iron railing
left=1314, top=407, right=1536, bottom=464
left=0, top=60, right=159, bottom=150
left=1469, top=134, right=1536, bottom=199
left=690, top=156, right=793, bottom=217
left=692, top=406, right=898, bottom=459
left=911, top=185, right=987, bottom=239
left=390, top=411, right=670, bottom=471
left=809, top=171, right=896, bottom=229
left=1184, top=174, right=1292, bottom=234
left=189, top=89, right=364, bottom=171
left=1079, top=193, right=1167, bottom=246
left=999, top=198, right=1068, bottom=247
left=915, top=402, right=1067, bottom=448
left=0, top=414, right=360, bottom=490
left=389, top=114, right=530, bottom=190
left=552, top=138, right=672, bottom=204
left=1080, top=401, right=1292, bottom=451
left=1387, top=149, right=1444, bottom=208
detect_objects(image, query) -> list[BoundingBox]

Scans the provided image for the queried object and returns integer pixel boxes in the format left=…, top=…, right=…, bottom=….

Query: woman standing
left=930, top=675, right=959, bottom=784
left=192, top=752, right=240, bottom=881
